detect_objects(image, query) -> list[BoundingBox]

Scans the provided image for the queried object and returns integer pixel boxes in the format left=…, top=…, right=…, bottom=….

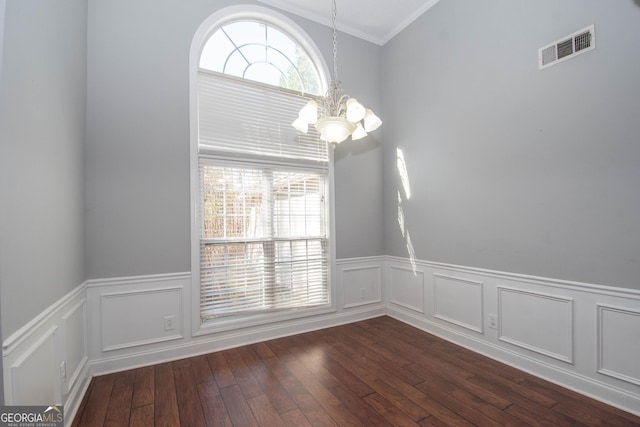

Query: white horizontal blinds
left=198, top=69, right=328, bottom=163
left=272, top=171, right=328, bottom=308
left=199, top=160, right=328, bottom=320
left=199, top=164, right=269, bottom=318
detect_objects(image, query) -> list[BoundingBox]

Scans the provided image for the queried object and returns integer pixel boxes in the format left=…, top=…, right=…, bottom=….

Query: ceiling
left=256, top=0, right=442, bottom=46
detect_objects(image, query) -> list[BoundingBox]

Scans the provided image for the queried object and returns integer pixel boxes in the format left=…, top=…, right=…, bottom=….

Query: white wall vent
left=538, top=24, right=595, bottom=70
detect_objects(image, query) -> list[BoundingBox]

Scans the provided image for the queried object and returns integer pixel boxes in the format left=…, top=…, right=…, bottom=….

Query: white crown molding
left=256, top=0, right=442, bottom=46
left=380, top=0, right=442, bottom=45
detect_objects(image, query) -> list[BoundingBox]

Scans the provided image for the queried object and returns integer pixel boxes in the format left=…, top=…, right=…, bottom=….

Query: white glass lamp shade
left=299, top=99, right=318, bottom=124
left=363, top=109, right=382, bottom=132
left=315, top=116, right=356, bottom=144
left=351, top=123, right=368, bottom=140
left=346, top=98, right=366, bottom=123
left=292, top=116, right=309, bottom=133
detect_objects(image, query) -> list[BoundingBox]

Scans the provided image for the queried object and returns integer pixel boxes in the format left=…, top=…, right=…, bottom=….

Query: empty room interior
left=1, top=0, right=640, bottom=425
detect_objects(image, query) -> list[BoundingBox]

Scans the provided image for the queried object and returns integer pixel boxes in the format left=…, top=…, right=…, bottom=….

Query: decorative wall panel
left=11, top=327, right=59, bottom=405
left=389, top=266, right=424, bottom=313
left=342, top=265, right=382, bottom=308
left=498, top=287, right=573, bottom=363
left=100, top=287, right=183, bottom=351
left=434, top=274, right=483, bottom=333
left=598, top=305, right=640, bottom=386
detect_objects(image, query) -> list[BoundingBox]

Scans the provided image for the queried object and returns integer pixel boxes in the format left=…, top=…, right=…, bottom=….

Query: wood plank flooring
left=72, top=316, right=640, bottom=426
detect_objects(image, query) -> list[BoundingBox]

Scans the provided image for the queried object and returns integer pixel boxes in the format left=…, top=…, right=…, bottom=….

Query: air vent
left=538, top=24, right=595, bottom=70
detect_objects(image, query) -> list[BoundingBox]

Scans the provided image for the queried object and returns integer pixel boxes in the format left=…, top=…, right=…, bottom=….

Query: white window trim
left=189, top=5, right=336, bottom=337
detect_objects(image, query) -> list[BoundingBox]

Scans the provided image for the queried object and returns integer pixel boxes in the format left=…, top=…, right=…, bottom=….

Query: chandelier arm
left=336, top=93, right=350, bottom=116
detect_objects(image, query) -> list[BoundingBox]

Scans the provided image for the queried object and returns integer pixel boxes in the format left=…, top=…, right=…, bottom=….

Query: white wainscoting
left=434, top=274, right=483, bottom=333
left=87, top=259, right=385, bottom=375
left=2, top=282, right=89, bottom=425
left=7, top=255, right=640, bottom=420
left=597, top=304, right=640, bottom=386
left=389, top=265, right=424, bottom=313
left=60, top=299, right=88, bottom=397
left=340, top=260, right=382, bottom=309
left=86, top=273, right=191, bottom=368
left=10, top=327, right=58, bottom=405
left=498, top=287, right=573, bottom=363
left=100, top=287, right=183, bottom=351
left=386, top=256, right=640, bottom=417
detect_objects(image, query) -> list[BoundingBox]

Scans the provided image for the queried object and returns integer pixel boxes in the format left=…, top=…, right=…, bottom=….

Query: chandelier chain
left=292, top=0, right=381, bottom=144
left=332, top=0, right=338, bottom=81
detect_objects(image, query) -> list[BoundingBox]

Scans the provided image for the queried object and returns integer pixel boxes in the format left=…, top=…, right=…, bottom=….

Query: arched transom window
left=200, top=20, right=322, bottom=95
left=192, top=11, right=331, bottom=328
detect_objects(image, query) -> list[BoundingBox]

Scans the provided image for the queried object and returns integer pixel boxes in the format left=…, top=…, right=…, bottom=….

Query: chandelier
left=292, top=0, right=382, bottom=146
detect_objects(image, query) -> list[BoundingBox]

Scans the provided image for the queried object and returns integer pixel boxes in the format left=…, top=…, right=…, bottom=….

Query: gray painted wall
left=0, top=0, right=6, bottom=404
left=334, top=32, right=384, bottom=259
left=85, top=0, right=384, bottom=279
left=382, top=0, right=640, bottom=289
left=0, top=0, right=87, bottom=337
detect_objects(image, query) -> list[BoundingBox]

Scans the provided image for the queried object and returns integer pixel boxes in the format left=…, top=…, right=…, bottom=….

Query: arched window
left=190, top=8, right=333, bottom=331
left=200, top=20, right=322, bottom=95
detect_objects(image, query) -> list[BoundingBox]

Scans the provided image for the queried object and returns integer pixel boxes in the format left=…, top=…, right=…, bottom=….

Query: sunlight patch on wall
left=397, top=191, right=406, bottom=237
left=396, top=147, right=416, bottom=273
left=397, top=147, right=411, bottom=200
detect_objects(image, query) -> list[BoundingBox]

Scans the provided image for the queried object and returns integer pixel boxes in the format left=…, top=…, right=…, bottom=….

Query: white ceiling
left=256, top=0, right=442, bottom=46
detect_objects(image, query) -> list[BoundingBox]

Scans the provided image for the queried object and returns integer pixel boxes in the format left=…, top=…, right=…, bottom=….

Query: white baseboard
left=87, top=260, right=386, bottom=375
left=386, top=256, right=640, bottom=417
left=62, top=363, right=91, bottom=427
left=89, top=304, right=385, bottom=375
left=5, top=255, right=639, bottom=422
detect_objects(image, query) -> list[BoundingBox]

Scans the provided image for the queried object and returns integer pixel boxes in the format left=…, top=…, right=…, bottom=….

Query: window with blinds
left=199, top=162, right=328, bottom=320
left=196, top=18, right=330, bottom=323
left=198, top=70, right=327, bottom=163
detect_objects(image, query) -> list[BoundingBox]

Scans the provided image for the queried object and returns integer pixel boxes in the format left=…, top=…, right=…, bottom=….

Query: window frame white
left=189, top=5, right=335, bottom=336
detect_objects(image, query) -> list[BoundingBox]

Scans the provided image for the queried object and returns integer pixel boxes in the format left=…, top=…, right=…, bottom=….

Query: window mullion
left=222, top=178, right=227, bottom=240
left=263, top=170, right=276, bottom=309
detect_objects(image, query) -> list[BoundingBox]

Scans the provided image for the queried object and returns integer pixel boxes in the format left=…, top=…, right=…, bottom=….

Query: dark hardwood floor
left=72, top=316, right=640, bottom=426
